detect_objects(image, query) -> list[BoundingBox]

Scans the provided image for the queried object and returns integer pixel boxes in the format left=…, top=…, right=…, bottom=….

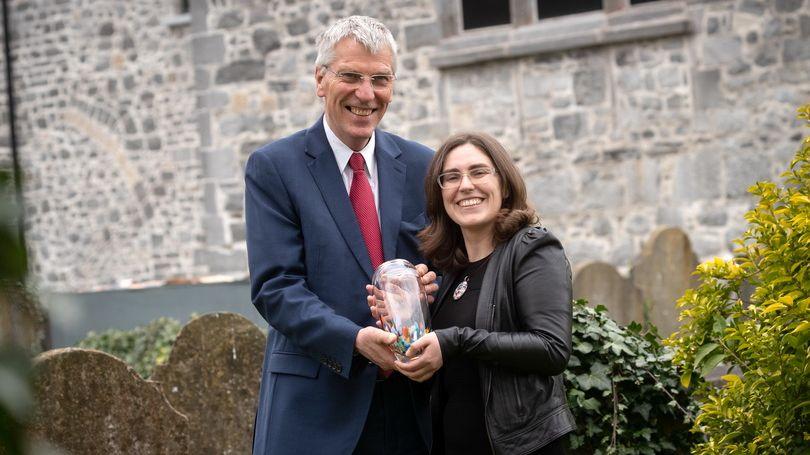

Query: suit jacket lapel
left=375, top=131, right=405, bottom=263
left=305, top=118, right=374, bottom=279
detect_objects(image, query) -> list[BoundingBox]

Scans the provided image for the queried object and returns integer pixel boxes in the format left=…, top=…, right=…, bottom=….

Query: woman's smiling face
left=441, top=143, right=503, bottom=237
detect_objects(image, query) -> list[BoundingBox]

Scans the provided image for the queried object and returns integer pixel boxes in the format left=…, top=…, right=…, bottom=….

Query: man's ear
left=315, top=67, right=325, bottom=97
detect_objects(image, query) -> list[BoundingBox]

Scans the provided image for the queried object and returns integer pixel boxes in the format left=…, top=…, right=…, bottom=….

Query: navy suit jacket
left=245, top=117, right=433, bottom=454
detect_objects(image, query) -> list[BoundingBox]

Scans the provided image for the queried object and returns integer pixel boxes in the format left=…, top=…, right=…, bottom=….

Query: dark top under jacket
left=431, top=255, right=492, bottom=455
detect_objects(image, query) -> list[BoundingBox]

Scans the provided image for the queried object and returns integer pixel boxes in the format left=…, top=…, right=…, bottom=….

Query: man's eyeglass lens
left=326, top=67, right=395, bottom=89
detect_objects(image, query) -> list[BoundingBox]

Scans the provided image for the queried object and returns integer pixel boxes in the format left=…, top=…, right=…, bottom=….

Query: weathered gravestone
left=630, top=227, right=700, bottom=336
left=573, top=261, right=644, bottom=326
left=31, top=348, right=189, bottom=454
left=151, top=312, right=266, bottom=455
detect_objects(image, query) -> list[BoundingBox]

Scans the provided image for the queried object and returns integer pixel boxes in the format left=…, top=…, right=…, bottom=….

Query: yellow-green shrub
left=667, top=105, right=810, bottom=453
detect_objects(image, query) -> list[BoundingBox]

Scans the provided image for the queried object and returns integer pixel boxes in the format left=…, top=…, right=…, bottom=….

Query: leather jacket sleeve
left=434, top=231, right=573, bottom=376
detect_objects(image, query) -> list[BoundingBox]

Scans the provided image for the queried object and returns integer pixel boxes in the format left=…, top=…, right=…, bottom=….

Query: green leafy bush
left=667, top=105, right=810, bottom=453
left=77, top=317, right=182, bottom=378
left=566, top=300, right=699, bottom=454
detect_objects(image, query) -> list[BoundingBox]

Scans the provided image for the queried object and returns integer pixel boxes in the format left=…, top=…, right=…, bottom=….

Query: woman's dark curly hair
left=419, top=132, right=538, bottom=272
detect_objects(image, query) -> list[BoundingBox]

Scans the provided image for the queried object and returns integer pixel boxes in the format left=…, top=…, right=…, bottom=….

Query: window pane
left=631, top=0, right=661, bottom=4
left=462, top=0, right=511, bottom=30
left=537, top=0, right=602, bottom=20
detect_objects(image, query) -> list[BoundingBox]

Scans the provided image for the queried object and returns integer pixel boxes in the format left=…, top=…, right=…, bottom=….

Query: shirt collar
left=323, top=116, right=376, bottom=178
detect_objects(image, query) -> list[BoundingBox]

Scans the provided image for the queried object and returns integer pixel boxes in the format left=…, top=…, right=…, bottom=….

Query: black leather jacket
left=432, top=226, right=576, bottom=455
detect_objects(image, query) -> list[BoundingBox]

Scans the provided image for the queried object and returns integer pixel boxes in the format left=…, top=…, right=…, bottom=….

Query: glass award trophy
left=371, top=259, right=431, bottom=361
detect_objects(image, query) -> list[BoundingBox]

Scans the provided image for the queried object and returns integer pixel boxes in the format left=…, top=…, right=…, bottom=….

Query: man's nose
left=354, top=78, right=375, bottom=101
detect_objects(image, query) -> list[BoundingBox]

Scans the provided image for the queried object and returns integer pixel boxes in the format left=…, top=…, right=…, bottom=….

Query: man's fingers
left=378, top=329, right=396, bottom=344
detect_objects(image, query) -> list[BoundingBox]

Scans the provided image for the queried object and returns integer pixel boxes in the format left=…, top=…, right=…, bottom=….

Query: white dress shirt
left=323, top=117, right=380, bottom=218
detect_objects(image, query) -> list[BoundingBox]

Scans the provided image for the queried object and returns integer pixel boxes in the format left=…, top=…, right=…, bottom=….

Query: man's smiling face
left=315, top=38, right=394, bottom=151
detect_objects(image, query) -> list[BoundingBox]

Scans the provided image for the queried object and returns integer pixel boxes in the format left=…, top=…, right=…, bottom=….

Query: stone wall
left=3, top=0, right=809, bottom=292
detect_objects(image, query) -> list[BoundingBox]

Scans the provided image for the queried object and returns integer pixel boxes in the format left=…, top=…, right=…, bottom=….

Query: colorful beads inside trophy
left=388, top=321, right=430, bottom=356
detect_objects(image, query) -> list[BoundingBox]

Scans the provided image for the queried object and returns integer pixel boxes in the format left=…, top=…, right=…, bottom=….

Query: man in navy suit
left=245, top=16, right=434, bottom=455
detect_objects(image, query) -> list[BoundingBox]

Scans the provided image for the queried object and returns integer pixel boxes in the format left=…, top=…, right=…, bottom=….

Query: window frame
left=432, top=0, right=691, bottom=69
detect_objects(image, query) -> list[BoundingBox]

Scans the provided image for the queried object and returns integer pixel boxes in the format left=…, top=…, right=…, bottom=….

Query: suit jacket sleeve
left=434, top=232, right=573, bottom=376
left=245, top=150, right=360, bottom=378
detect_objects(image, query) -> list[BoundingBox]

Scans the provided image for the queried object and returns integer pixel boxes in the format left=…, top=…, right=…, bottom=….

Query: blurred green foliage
left=566, top=300, right=699, bottom=454
left=1, top=168, right=32, bottom=455
left=77, top=317, right=182, bottom=378
left=667, top=105, right=810, bottom=453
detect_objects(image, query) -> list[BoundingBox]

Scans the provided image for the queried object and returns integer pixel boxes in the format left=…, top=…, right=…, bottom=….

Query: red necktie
left=349, top=152, right=384, bottom=269
left=349, top=153, right=392, bottom=379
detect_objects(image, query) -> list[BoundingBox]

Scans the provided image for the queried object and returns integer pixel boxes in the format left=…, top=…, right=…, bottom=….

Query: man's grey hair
left=315, top=16, right=398, bottom=74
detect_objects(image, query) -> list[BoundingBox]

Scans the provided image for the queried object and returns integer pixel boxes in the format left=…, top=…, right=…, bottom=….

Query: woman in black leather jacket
left=394, top=132, right=576, bottom=455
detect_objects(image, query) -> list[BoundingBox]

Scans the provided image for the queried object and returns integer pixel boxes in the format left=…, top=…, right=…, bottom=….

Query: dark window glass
left=462, top=0, right=511, bottom=30
left=179, top=0, right=190, bottom=14
left=537, top=0, right=602, bottom=20
left=631, top=0, right=661, bottom=4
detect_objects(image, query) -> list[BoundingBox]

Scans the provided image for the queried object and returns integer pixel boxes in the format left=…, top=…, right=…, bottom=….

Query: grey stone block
left=581, top=170, right=624, bottom=210
left=219, top=115, right=262, bottom=137
left=698, top=209, right=727, bottom=226
left=615, top=48, right=636, bottom=66
left=692, top=69, right=724, bottom=110
left=194, top=248, right=248, bottom=274
left=525, top=169, right=576, bottom=216
left=204, top=183, right=219, bottom=213
left=125, top=139, right=142, bottom=150
left=203, top=215, right=227, bottom=245
left=123, top=75, right=135, bottom=90
left=706, top=17, right=719, bottom=34
left=801, top=15, right=810, bottom=37
left=783, top=38, right=810, bottom=63
left=252, top=28, right=281, bottom=55
left=738, top=0, right=766, bottom=16
left=217, top=10, right=244, bottom=29
left=774, top=0, right=803, bottom=12
left=231, top=223, right=246, bottom=242
left=215, top=60, right=265, bottom=84
left=726, top=148, right=773, bottom=198
left=522, top=72, right=569, bottom=98
left=99, top=22, right=114, bottom=36
left=552, top=113, right=584, bottom=140
left=404, top=21, right=441, bottom=51
left=192, top=34, right=225, bottom=65
left=225, top=192, right=244, bottom=214
left=287, top=18, right=309, bottom=36
left=573, top=69, right=606, bottom=106
left=202, top=149, right=239, bottom=180
left=143, top=118, right=156, bottom=133
left=702, top=36, right=741, bottom=65
left=195, top=69, right=210, bottom=90
left=147, top=137, right=161, bottom=150
left=673, top=149, right=722, bottom=202
left=197, top=113, right=211, bottom=147
left=197, top=90, right=229, bottom=109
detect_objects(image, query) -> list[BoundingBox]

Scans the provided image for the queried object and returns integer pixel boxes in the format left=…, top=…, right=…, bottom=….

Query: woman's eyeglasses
left=323, top=66, right=396, bottom=90
left=437, top=167, right=497, bottom=189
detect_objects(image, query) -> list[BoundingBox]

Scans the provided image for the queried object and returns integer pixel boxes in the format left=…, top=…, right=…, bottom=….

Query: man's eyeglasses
left=323, top=66, right=396, bottom=90
left=437, top=167, right=498, bottom=189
